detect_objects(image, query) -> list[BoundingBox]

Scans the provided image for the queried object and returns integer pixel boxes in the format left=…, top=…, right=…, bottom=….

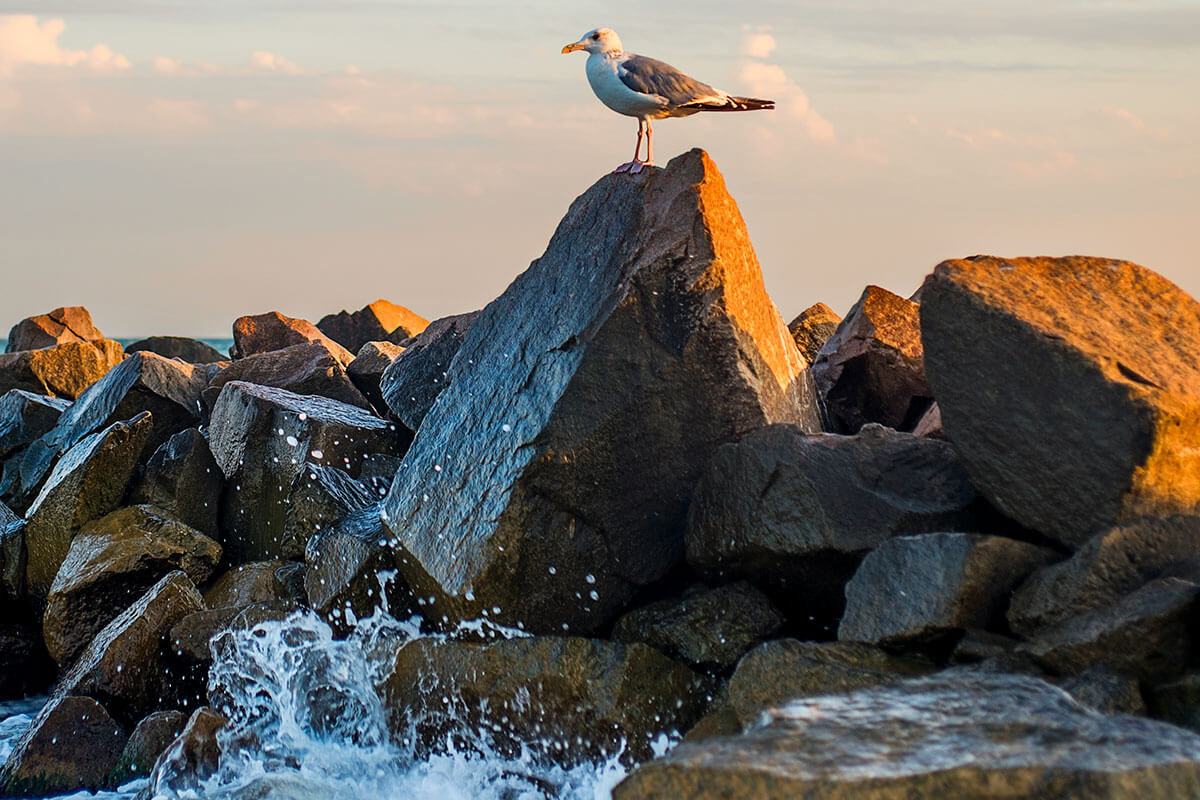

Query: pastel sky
left=0, top=1, right=1196, bottom=337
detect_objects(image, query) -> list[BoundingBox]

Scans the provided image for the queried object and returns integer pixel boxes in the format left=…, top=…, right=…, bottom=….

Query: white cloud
left=0, top=15, right=130, bottom=75
left=250, top=50, right=303, bottom=75
left=740, top=29, right=776, bottom=59
left=1102, top=106, right=1169, bottom=139
left=738, top=60, right=835, bottom=142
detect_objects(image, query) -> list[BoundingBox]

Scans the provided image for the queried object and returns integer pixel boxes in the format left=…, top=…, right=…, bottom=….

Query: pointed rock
left=787, top=302, right=841, bottom=365
left=0, top=340, right=125, bottom=400
left=107, top=710, right=188, bottom=786
left=304, top=504, right=405, bottom=630
left=129, top=428, right=222, bottom=538
left=6, top=306, right=105, bottom=352
left=231, top=311, right=355, bottom=366
left=379, top=311, right=478, bottom=430
left=317, top=299, right=428, bottom=353
left=0, top=390, right=71, bottom=460
left=282, top=462, right=374, bottom=561
left=0, top=695, right=126, bottom=798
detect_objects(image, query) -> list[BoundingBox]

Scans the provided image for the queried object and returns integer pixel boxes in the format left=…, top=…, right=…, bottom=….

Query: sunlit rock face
left=382, top=149, right=820, bottom=635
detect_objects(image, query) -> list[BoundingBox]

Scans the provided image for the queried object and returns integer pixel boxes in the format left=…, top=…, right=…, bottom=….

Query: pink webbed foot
left=613, top=160, right=654, bottom=175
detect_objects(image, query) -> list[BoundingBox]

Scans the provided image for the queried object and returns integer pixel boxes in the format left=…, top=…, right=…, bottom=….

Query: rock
left=614, top=672, right=1200, bottom=800
left=281, top=462, right=375, bottom=560
left=6, top=306, right=105, bottom=352
left=0, top=695, right=126, bottom=798
left=612, top=582, right=785, bottom=672
left=347, top=341, right=405, bottom=414
left=107, top=709, right=188, bottom=786
left=1018, top=577, right=1200, bottom=681
left=810, top=285, right=933, bottom=433
left=1008, top=515, right=1200, bottom=637
left=911, top=401, right=945, bottom=439
left=787, top=302, right=841, bottom=365
left=383, top=151, right=821, bottom=635
left=203, top=560, right=307, bottom=609
left=231, top=311, right=355, bottom=366
left=129, top=428, right=222, bottom=538
left=1061, top=666, right=1146, bottom=715
left=22, top=413, right=153, bottom=601
left=56, top=570, right=205, bottom=724
left=0, top=390, right=71, bottom=460
left=726, top=639, right=931, bottom=728
left=379, top=311, right=478, bottom=430
left=142, top=707, right=226, bottom=798
left=305, top=505, right=408, bottom=630
left=381, top=635, right=710, bottom=763
left=0, top=622, right=49, bottom=698
left=686, top=423, right=984, bottom=633
left=125, top=336, right=226, bottom=364
left=43, top=505, right=222, bottom=666
left=0, top=339, right=125, bottom=400
left=947, top=629, right=1021, bottom=665
left=1148, top=672, right=1200, bottom=733
left=0, top=502, right=23, bottom=602
left=168, top=606, right=243, bottom=664
left=919, top=255, right=1200, bottom=547
left=317, top=299, right=428, bottom=354
left=202, top=342, right=372, bottom=412
left=208, top=381, right=406, bottom=563
left=839, top=532, right=1056, bottom=646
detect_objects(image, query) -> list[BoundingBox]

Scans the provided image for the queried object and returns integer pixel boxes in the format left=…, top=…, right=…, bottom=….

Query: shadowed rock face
left=0, top=695, right=126, bottom=798
left=379, top=311, right=477, bottom=431
left=0, top=390, right=71, bottom=460
left=382, top=149, right=820, bottom=634
left=125, top=337, right=225, bottom=364
left=317, top=300, right=428, bottom=354
left=202, top=342, right=371, bottom=411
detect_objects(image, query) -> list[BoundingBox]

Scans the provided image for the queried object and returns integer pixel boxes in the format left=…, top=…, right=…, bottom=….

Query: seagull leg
left=615, top=118, right=646, bottom=174
left=629, top=120, right=655, bottom=174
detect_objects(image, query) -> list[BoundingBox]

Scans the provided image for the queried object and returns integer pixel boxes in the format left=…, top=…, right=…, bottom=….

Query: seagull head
left=562, top=28, right=622, bottom=56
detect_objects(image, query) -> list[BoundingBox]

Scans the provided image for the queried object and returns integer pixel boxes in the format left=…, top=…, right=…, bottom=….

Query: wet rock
left=203, top=560, right=307, bottom=609
left=231, top=311, right=355, bottom=366
left=281, top=462, right=375, bottom=561
left=727, top=639, right=931, bottom=728
left=202, top=342, right=371, bottom=412
left=168, top=606, right=243, bottom=664
left=43, top=504, right=221, bottom=666
left=347, top=341, right=405, bottom=414
left=379, top=311, right=477, bottom=430
left=0, top=501, right=22, bottom=601
left=612, top=582, right=785, bottom=673
left=0, top=339, right=125, bottom=400
left=614, top=672, right=1200, bottom=800
left=383, top=151, right=821, bottom=634
left=129, top=428, right=222, bottom=538
left=6, top=306, right=105, bottom=352
left=107, top=709, right=187, bottom=786
left=0, top=695, right=126, bottom=798
left=1148, top=672, right=1200, bottom=733
left=1061, top=666, right=1146, bottom=715
left=1009, top=515, right=1200, bottom=636
left=839, top=532, right=1055, bottom=646
left=787, top=302, right=841, bottom=365
left=1018, top=577, right=1200, bottom=681
left=208, top=381, right=406, bottom=563
left=317, top=299, right=428, bottom=354
left=23, top=413, right=153, bottom=601
left=811, top=285, right=932, bottom=433
left=142, top=707, right=226, bottom=798
left=919, top=255, right=1200, bottom=547
left=304, top=505, right=404, bottom=629
left=0, top=390, right=71, bottom=460
left=56, top=570, right=205, bottom=724
left=382, top=635, right=710, bottom=763
left=125, top=336, right=226, bottom=364
left=686, top=423, right=983, bottom=633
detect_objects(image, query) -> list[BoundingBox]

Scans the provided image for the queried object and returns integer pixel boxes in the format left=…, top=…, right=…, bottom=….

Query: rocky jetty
left=1, top=151, right=1199, bottom=798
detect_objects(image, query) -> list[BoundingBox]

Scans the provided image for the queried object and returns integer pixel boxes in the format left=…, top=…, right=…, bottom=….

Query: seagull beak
left=561, top=42, right=585, bottom=54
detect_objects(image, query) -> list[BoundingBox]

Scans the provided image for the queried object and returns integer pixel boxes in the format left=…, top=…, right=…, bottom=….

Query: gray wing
left=617, top=54, right=725, bottom=106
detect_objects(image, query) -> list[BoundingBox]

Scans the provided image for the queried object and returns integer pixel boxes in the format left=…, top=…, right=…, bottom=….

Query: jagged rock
left=23, top=413, right=153, bottom=601
left=208, top=381, right=406, bottom=562
left=142, top=707, right=226, bottom=798
left=347, top=341, right=404, bottom=414
left=614, top=672, right=1200, bottom=799
left=202, top=342, right=371, bottom=411
left=379, top=311, right=478, bottom=430
left=839, top=532, right=1055, bottom=646
left=5, top=306, right=105, bottom=352
left=56, top=570, right=205, bottom=724
left=686, top=423, right=983, bottom=633
left=612, top=582, right=785, bottom=672
left=1018, top=577, right=1200, bottom=681
left=1008, top=515, right=1200, bottom=637
left=1061, top=666, right=1146, bottom=715
left=726, top=639, right=931, bottom=728
left=107, top=709, right=188, bottom=786
left=43, top=505, right=221, bottom=666
left=281, top=462, right=374, bottom=560
left=381, top=636, right=710, bottom=763
left=203, top=560, right=307, bottom=609
left=1148, top=672, right=1200, bottom=733
left=231, top=311, right=355, bottom=366
left=0, top=622, right=48, bottom=698
left=383, top=151, right=820, bottom=634
left=911, top=401, right=945, bottom=439
left=125, top=336, right=225, bottom=364
left=0, top=339, right=125, bottom=400
left=305, top=505, right=407, bottom=630
left=0, top=695, right=126, bottom=798
left=317, top=299, right=428, bottom=354
left=129, top=428, right=222, bottom=538
left=919, top=255, right=1200, bottom=547
left=0, top=390, right=70, bottom=460
left=811, top=285, right=932, bottom=433
left=0, top=501, right=22, bottom=601
left=787, top=302, right=841, bottom=365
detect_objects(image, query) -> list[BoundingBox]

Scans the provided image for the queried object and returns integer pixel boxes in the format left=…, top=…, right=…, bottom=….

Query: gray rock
left=317, top=299, right=428, bottom=354
left=379, top=311, right=478, bottom=430
left=1061, top=666, right=1146, bottom=715
left=129, top=428, right=222, bottom=538
left=107, top=709, right=188, bottom=786
left=1148, top=672, right=1200, bottom=733
left=125, top=336, right=225, bottom=364
left=281, top=462, right=375, bottom=561
left=202, top=342, right=372, bottom=411
left=347, top=341, right=405, bottom=414
left=0, top=695, right=126, bottom=798
left=0, top=390, right=70, bottom=460
left=0, top=340, right=125, bottom=401
left=305, top=504, right=406, bottom=630
left=6, top=307, right=105, bottom=352
left=0, top=501, right=22, bottom=602
left=231, top=311, right=355, bottom=366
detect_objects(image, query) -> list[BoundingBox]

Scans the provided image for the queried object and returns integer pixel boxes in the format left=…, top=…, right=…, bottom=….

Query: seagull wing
left=617, top=54, right=727, bottom=108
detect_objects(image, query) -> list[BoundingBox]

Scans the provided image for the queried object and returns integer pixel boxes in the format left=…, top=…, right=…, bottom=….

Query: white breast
left=585, top=53, right=666, bottom=118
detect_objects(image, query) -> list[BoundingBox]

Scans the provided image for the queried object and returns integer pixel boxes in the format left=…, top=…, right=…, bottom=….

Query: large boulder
left=203, top=560, right=307, bottom=610
left=686, top=423, right=983, bottom=632
left=208, top=381, right=406, bottom=563
left=125, top=336, right=225, bottom=364
left=43, top=504, right=221, bottom=666
left=5, top=306, right=105, bottom=352
left=0, top=695, right=126, bottom=798
left=811, top=285, right=932, bottom=433
left=0, top=339, right=125, bottom=400
left=202, top=342, right=371, bottom=411
left=379, top=311, right=478, bottom=430
left=142, top=707, right=226, bottom=798
left=281, top=462, right=375, bottom=560
left=129, top=428, right=222, bottom=538
left=230, top=311, right=355, bottom=366
left=614, top=672, right=1200, bottom=799
left=317, top=299, right=428, bottom=353
left=0, top=390, right=70, bottom=460
left=382, top=150, right=820, bottom=634
left=305, top=505, right=406, bottom=630
left=919, top=255, right=1200, bottom=546
left=107, top=709, right=188, bottom=786
left=787, top=302, right=841, bottom=365
left=346, top=341, right=405, bottom=415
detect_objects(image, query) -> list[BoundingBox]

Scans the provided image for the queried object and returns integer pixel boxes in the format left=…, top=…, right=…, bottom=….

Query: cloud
left=1101, top=106, right=1169, bottom=139
left=250, top=50, right=303, bottom=75
left=740, top=28, right=776, bottom=59
left=737, top=28, right=835, bottom=143
left=0, top=15, right=130, bottom=74
left=944, top=126, right=1077, bottom=178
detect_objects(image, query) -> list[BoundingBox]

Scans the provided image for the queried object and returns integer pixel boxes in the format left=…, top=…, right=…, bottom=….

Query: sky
left=0, top=1, right=1196, bottom=337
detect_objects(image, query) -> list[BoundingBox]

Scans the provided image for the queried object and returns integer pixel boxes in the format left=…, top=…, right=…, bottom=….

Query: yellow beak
left=562, top=42, right=585, bottom=54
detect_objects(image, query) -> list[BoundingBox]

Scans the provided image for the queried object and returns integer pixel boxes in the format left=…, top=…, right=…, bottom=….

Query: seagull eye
left=590, top=34, right=599, bottom=40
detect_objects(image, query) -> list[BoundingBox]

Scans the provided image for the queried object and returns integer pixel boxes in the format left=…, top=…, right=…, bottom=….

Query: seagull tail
left=682, top=96, right=775, bottom=112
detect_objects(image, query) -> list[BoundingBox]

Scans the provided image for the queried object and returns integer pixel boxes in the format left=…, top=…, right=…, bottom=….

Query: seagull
left=562, top=27, right=774, bottom=174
